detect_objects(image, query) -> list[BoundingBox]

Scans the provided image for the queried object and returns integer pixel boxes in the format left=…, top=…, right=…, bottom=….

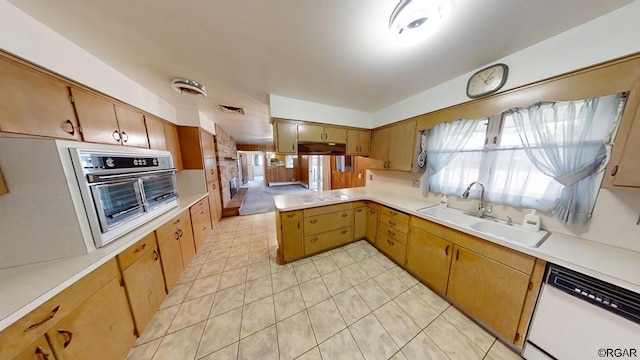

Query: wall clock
left=466, top=63, right=508, bottom=99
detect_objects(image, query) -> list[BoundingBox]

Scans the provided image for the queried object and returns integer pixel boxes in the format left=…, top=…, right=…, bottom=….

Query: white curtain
left=510, top=93, right=622, bottom=225
left=425, top=119, right=484, bottom=192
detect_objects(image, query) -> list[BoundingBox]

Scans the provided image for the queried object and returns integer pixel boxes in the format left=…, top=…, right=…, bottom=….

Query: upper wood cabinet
left=201, top=131, right=218, bottom=184
left=71, top=88, right=148, bottom=148
left=0, top=56, right=81, bottom=140
left=298, top=123, right=347, bottom=143
left=163, top=122, right=183, bottom=171
left=346, top=129, right=371, bottom=155
left=145, top=114, right=167, bottom=151
left=274, top=120, right=298, bottom=154
left=370, top=120, right=416, bottom=171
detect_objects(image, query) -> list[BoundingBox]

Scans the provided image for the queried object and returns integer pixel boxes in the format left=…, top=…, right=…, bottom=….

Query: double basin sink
left=417, top=206, right=550, bottom=248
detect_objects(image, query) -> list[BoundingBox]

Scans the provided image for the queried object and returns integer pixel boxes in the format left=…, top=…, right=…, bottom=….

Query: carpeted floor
left=239, top=184, right=312, bottom=215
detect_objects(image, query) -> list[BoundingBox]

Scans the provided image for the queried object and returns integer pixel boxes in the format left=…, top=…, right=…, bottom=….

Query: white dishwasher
left=523, top=264, right=640, bottom=360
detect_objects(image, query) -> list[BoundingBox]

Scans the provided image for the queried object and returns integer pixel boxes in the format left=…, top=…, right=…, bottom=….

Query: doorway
left=238, top=151, right=265, bottom=188
left=309, top=155, right=324, bottom=192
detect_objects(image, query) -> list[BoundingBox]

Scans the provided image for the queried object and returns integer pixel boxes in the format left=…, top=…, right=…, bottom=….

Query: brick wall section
left=214, top=124, right=239, bottom=207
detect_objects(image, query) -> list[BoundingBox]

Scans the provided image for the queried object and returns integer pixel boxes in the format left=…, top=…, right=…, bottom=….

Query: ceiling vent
left=171, top=77, right=207, bottom=97
left=217, top=104, right=246, bottom=115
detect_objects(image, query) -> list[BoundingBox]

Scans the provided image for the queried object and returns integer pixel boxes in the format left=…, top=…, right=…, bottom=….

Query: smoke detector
left=389, top=0, right=451, bottom=47
left=171, top=77, right=207, bottom=97
left=217, top=104, right=246, bottom=115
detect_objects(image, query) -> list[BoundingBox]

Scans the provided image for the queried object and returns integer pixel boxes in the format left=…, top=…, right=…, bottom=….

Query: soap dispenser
left=522, top=209, right=541, bottom=231
left=439, top=194, right=448, bottom=208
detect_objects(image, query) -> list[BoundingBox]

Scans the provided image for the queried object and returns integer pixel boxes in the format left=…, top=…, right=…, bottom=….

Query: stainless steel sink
left=416, top=206, right=550, bottom=248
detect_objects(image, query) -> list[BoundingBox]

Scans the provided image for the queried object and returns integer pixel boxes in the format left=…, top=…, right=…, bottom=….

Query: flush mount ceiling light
left=389, top=0, right=451, bottom=47
left=171, top=77, right=207, bottom=97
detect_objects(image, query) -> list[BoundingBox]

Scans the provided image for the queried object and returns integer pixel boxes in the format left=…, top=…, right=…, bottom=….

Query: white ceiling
left=8, top=0, right=632, bottom=144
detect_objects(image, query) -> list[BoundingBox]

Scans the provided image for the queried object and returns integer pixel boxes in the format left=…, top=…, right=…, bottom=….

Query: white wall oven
left=69, top=147, right=178, bottom=247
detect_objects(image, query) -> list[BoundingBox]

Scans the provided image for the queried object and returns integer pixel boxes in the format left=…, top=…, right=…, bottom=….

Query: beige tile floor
left=126, top=212, right=524, bottom=360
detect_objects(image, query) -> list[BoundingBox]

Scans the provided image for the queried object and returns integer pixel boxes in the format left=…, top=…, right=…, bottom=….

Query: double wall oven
left=69, top=147, right=178, bottom=247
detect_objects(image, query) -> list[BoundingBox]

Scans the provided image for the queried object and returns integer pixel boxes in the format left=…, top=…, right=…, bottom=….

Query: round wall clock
left=466, top=63, right=508, bottom=99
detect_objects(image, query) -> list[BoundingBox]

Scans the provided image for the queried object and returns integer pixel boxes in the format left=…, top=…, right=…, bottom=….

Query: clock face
left=466, top=64, right=508, bottom=98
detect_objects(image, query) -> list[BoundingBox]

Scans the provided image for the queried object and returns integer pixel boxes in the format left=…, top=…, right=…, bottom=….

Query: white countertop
left=0, top=192, right=208, bottom=332
left=274, top=188, right=640, bottom=294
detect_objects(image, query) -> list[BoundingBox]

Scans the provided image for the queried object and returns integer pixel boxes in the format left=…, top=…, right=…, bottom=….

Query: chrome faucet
left=461, top=181, right=492, bottom=218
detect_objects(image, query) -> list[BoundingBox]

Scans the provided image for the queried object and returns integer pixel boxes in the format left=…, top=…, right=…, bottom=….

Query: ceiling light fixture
left=171, top=77, right=207, bottom=97
left=389, top=0, right=451, bottom=47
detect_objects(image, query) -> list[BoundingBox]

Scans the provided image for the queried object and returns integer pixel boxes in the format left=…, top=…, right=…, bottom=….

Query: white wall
left=270, top=94, right=373, bottom=128
left=0, top=0, right=177, bottom=123
left=372, top=1, right=640, bottom=126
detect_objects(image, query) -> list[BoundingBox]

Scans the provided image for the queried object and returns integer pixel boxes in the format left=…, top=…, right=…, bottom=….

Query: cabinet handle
left=23, top=305, right=60, bottom=332
left=112, top=130, right=121, bottom=142
left=212, top=184, right=216, bottom=189
left=388, top=220, right=396, bottom=226
left=292, top=143, right=294, bottom=151
left=341, top=229, right=348, bottom=234
left=202, top=225, right=207, bottom=231
left=341, top=213, right=348, bottom=217
left=455, top=249, right=459, bottom=260
left=369, top=209, right=376, bottom=215
left=134, top=243, right=147, bottom=253
left=62, top=119, right=75, bottom=136
left=200, top=211, right=204, bottom=215
left=152, top=249, right=159, bottom=261
left=387, top=229, right=395, bottom=237
left=311, top=237, right=318, bottom=243
left=35, top=346, right=50, bottom=360
left=58, top=329, right=73, bottom=348
left=387, top=239, right=394, bottom=246
left=445, top=245, right=450, bottom=256
left=173, top=218, right=181, bottom=225
left=310, top=219, right=318, bottom=224
left=178, top=229, right=184, bottom=238
left=610, top=165, right=619, bottom=176
left=121, top=131, right=129, bottom=143
left=287, top=213, right=296, bottom=218
left=356, top=208, right=363, bottom=213
left=389, top=211, right=397, bottom=216
left=175, top=230, right=180, bottom=240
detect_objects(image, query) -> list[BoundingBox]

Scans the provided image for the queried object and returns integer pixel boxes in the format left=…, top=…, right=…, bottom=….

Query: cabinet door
left=177, top=212, right=196, bottom=268
left=201, top=131, right=217, bottom=183
left=370, top=127, right=390, bottom=162
left=365, top=207, right=378, bottom=244
left=357, top=129, right=371, bottom=155
left=208, top=181, right=222, bottom=226
left=275, top=121, right=298, bottom=154
left=282, top=219, right=304, bottom=261
left=323, top=126, right=347, bottom=143
left=353, top=206, right=366, bottom=240
left=13, top=336, right=55, bottom=360
left=121, top=242, right=166, bottom=335
left=163, top=122, right=183, bottom=170
left=0, top=57, right=80, bottom=140
left=145, top=115, right=167, bottom=151
left=297, top=123, right=325, bottom=142
left=114, top=105, right=148, bottom=148
left=611, top=111, right=640, bottom=187
left=377, top=232, right=407, bottom=265
left=346, top=130, right=360, bottom=154
left=190, top=197, right=211, bottom=251
left=406, top=227, right=452, bottom=294
left=387, top=120, right=416, bottom=171
left=46, top=277, right=136, bottom=360
left=447, top=246, right=530, bottom=342
left=156, top=215, right=186, bottom=292
left=70, top=88, right=121, bottom=145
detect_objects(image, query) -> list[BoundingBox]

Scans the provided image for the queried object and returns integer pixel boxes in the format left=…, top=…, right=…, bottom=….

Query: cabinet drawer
left=379, top=206, right=410, bottom=222
left=305, top=226, right=353, bottom=255
left=189, top=197, right=208, bottom=214
left=117, top=233, right=156, bottom=270
left=410, top=216, right=535, bottom=274
left=304, top=202, right=352, bottom=217
left=191, top=201, right=211, bottom=252
left=377, top=232, right=407, bottom=265
left=378, top=222, right=408, bottom=244
left=304, top=209, right=353, bottom=236
left=379, top=213, right=409, bottom=234
left=0, top=259, right=119, bottom=360
left=281, top=210, right=302, bottom=222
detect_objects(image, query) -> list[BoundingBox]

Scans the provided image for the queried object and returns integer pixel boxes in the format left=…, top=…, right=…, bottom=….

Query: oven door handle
left=106, top=204, right=143, bottom=220
left=152, top=192, right=176, bottom=202
left=87, top=169, right=176, bottom=183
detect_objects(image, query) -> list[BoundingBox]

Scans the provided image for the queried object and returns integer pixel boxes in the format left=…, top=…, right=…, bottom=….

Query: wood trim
left=514, top=258, right=547, bottom=348
left=415, top=53, right=640, bottom=130
left=237, top=143, right=275, bottom=152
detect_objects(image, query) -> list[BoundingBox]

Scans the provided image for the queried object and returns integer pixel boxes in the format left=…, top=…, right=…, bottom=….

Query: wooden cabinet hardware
left=445, top=245, right=450, bottom=256
left=57, top=329, right=73, bottom=348
left=35, top=346, right=50, bottom=359
left=24, top=306, right=59, bottom=332
left=152, top=250, right=159, bottom=261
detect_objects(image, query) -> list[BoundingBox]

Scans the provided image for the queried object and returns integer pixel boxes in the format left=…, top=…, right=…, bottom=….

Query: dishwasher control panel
left=547, top=264, right=640, bottom=325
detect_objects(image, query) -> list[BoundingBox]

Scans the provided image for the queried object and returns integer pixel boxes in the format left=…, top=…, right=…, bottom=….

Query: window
left=427, top=93, right=625, bottom=224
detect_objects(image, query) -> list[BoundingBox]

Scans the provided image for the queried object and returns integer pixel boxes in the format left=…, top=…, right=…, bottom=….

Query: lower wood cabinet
left=277, top=210, right=304, bottom=262
left=46, top=277, right=136, bottom=360
left=118, top=234, right=167, bottom=335
left=190, top=197, right=212, bottom=251
left=447, top=245, right=530, bottom=343
left=406, top=226, right=452, bottom=294
left=305, top=226, right=353, bottom=255
left=376, top=232, right=407, bottom=264
left=365, top=204, right=378, bottom=244
left=207, top=181, right=222, bottom=226
left=353, top=203, right=366, bottom=241
left=13, top=336, right=55, bottom=360
left=156, top=210, right=195, bottom=292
